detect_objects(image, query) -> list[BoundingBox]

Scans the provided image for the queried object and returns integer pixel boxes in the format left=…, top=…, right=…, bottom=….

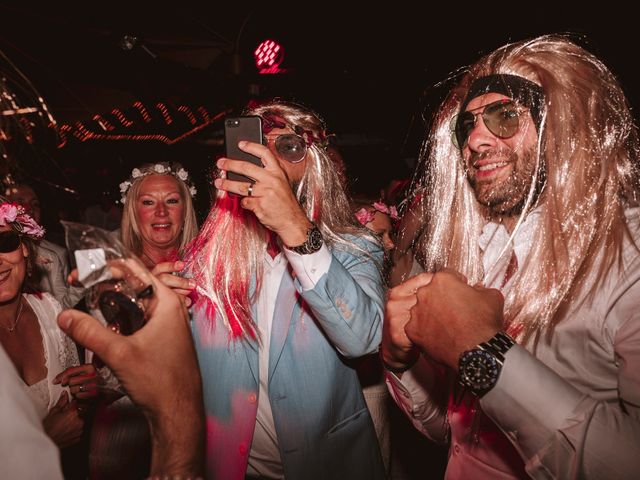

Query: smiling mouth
left=0, top=269, right=11, bottom=282
left=476, top=161, right=509, bottom=172
left=151, top=223, right=171, bottom=229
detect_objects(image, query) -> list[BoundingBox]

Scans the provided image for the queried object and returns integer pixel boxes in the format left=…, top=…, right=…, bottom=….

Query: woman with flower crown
left=86, top=161, right=200, bottom=479
left=119, top=161, right=199, bottom=270
left=0, top=197, right=101, bottom=466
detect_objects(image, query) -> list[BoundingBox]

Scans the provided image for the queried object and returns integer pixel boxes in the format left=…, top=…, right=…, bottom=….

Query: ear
left=21, top=242, right=29, bottom=258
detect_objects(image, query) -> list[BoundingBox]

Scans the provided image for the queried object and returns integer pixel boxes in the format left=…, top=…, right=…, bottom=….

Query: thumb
left=53, top=391, right=69, bottom=411
left=58, top=308, right=121, bottom=365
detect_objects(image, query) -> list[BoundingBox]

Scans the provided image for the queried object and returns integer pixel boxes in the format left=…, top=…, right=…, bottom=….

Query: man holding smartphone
left=185, top=101, right=385, bottom=479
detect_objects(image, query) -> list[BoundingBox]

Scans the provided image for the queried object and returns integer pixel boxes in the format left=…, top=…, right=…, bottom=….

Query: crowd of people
left=1, top=33, right=640, bottom=480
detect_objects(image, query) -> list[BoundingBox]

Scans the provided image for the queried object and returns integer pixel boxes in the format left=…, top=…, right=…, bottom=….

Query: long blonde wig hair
left=186, top=100, right=377, bottom=341
left=403, top=34, right=640, bottom=344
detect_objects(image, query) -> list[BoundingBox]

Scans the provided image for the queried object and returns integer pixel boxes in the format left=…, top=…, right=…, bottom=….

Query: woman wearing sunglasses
left=0, top=199, right=100, bottom=454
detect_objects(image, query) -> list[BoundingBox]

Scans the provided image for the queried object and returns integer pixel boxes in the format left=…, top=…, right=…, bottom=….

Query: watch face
left=459, top=349, right=500, bottom=393
left=308, top=227, right=323, bottom=251
left=290, top=225, right=323, bottom=254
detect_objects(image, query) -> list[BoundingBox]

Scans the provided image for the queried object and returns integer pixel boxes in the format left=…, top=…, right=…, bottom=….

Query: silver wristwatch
left=286, top=223, right=323, bottom=255
left=458, top=331, right=515, bottom=397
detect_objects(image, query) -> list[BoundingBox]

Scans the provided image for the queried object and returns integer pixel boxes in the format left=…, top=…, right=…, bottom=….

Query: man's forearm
left=147, top=397, right=205, bottom=478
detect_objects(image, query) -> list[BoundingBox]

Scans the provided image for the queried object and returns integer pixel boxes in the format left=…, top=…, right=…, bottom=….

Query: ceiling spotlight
left=254, top=39, right=284, bottom=73
left=119, top=35, right=139, bottom=51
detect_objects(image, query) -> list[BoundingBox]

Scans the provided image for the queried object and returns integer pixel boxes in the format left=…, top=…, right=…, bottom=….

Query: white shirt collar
left=479, top=208, right=542, bottom=289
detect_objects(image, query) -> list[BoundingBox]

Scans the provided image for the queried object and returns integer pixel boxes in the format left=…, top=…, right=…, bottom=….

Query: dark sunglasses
left=265, top=134, right=308, bottom=164
left=0, top=231, right=21, bottom=253
left=452, top=99, right=526, bottom=148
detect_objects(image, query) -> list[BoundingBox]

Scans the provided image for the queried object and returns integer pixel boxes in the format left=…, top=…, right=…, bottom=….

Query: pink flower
left=19, top=215, right=46, bottom=238
left=372, top=201, right=390, bottom=214
left=372, top=201, right=399, bottom=220
left=0, top=202, right=45, bottom=239
left=355, top=207, right=376, bottom=226
left=0, top=203, right=20, bottom=225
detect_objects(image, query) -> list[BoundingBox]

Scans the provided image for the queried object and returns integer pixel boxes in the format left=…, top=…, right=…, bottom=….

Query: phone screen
left=224, top=116, right=263, bottom=184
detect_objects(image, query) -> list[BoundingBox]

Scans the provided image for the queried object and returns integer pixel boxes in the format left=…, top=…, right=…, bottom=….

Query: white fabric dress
left=20, top=292, right=78, bottom=418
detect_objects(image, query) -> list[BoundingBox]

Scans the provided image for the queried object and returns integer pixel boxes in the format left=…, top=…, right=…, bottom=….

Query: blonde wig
left=120, top=162, right=198, bottom=257
left=401, top=34, right=640, bottom=344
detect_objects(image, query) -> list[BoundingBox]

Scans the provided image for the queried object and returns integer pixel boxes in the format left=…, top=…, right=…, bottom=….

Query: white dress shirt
left=387, top=208, right=640, bottom=479
left=246, top=245, right=332, bottom=479
left=1, top=345, right=63, bottom=479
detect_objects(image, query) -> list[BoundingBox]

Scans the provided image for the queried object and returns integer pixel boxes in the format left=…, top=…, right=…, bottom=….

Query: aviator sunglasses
left=453, top=99, right=527, bottom=148
left=0, top=231, right=21, bottom=253
left=265, top=133, right=308, bottom=164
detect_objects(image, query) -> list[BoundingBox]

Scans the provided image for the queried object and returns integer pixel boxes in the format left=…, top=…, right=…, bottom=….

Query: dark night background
left=0, top=3, right=636, bottom=240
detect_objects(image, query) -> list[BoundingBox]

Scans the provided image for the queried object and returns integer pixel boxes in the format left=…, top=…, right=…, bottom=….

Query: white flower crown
left=119, top=163, right=197, bottom=204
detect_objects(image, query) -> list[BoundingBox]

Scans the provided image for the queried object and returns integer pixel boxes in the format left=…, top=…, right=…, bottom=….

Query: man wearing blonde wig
left=382, top=35, right=640, bottom=479
left=185, top=101, right=385, bottom=479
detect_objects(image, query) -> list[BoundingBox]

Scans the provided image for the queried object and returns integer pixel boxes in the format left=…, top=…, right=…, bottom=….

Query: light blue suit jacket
left=192, top=237, right=386, bottom=480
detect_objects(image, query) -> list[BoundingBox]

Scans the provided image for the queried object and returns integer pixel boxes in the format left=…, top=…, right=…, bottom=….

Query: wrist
left=147, top=400, right=205, bottom=477
left=457, top=330, right=515, bottom=397
left=380, top=348, right=419, bottom=374
left=281, top=218, right=313, bottom=248
left=283, top=221, right=324, bottom=255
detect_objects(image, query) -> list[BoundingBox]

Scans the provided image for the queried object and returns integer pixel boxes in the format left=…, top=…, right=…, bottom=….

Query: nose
left=383, top=233, right=395, bottom=252
left=465, top=115, right=498, bottom=154
left=155, top=202, right=168, bottom=216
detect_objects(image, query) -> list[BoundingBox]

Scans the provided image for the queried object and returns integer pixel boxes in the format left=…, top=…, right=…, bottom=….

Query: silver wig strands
left=400, top=34, right=640, bottom=345
left=185, top=101, right=379, bottom=341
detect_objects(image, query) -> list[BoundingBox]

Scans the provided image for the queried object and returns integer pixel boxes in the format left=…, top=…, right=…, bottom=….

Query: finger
left=217, top=156, right=267, bottom=183
left=73, top=381, right=100, bottom=398
left=170, top=288, right=195, bottom=298
left=155, top=273, right=195, bottom=292
left=439, top=267, right=468, bottom=284
left=67, top=374, right=98, bottom=388
left=483, top=287, right=505, bottom=306
left=67, top=269, right=82, bottom=287
left=58, top=309, right=124, bottom=365
left=214, top=177, right=255, bottom=197
left=404, top=314, right=422, bottom=344
left=151, top=260, right=186, bottom=276
left=52, top=390, right=69, bottom=411
left=237, top=141, right=282, bottom=171
left=54, top=364, right=96, bottom=385
left=391, top=272, right=434, bottom=297
left=105, top=258, right=153, bottom=296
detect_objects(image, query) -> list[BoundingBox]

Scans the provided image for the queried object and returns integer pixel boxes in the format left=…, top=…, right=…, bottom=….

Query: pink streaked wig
left=185, top=101, right=379, bottom=341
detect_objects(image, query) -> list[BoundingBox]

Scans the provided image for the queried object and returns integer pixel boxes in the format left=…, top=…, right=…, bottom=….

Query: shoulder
left=25, top=292, right=63, bottom=317
left=331, top=232, right=383, bottom=258
left=36, top=241, right=68, bottom=266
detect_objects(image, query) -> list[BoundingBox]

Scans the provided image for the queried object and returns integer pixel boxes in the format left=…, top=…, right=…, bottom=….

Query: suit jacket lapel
left=241, top=282, right=259, bottom=385
left=268, top=266, right=297, bottom=382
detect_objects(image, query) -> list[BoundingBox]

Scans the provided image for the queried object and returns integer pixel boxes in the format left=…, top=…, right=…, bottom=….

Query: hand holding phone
left=224, top=116, right=263, bottom=184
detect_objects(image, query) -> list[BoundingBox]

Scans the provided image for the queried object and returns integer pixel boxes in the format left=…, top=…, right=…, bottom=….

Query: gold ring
left=247, top=184, right=253, bottom=197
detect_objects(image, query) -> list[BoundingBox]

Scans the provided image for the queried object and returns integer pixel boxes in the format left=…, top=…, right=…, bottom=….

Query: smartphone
left=224, top=116, right=263, bottom=184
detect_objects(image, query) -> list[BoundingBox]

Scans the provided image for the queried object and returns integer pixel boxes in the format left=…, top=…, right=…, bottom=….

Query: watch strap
left=478, top=331, right=515, bottom=363
left=458, top=330, right=516, bottom=397
left=286, top=223, right=323, bottom=255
